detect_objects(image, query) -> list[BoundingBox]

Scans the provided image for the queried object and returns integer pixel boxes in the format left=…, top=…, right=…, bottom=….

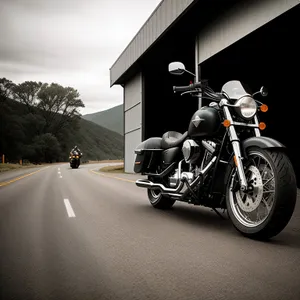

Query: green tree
left=22, top=113, right=46, bottom=138
left=37, top=83, right=85, bottom=134
left=32, top=133, right=61, bottom=162
left=11, top=81, right=43, bottom=112
left=0, top=78, right=14, bottom=103
left=0, top=78, right=23, bottom=158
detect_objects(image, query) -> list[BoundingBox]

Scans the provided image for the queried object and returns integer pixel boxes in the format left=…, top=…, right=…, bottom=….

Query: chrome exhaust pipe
left=136, top=159, right=185, bottom=193
left=135, top=179, right=184, bottom=193
left=136, top=156, right=216, bottom=194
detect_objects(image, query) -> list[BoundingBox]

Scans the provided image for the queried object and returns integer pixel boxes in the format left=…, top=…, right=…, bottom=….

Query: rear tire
left=226, top=147, right=297, bottom=240
left=147, top=188, right=176, bottom=209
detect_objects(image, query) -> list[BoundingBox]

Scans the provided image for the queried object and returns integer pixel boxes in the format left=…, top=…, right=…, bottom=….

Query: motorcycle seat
left=161, top=131, right=188, bottom=149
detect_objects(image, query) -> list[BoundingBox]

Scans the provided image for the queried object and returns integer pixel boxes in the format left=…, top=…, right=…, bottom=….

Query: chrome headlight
left=235, top=96, right=257, bottom=119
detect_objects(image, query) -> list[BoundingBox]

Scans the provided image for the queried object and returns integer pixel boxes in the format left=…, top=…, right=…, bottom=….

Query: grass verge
left=99, top=164, right=124, bottom=173
left=87, top=159, right=124, bottom=164
left=0, top=163, right=41, bottom=173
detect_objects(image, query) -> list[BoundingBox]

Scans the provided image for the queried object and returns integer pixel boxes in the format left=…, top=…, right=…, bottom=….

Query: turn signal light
left=223, top=119, right=231, bottom=127
left=260, top=104, right=268, bottom=112
left=233, top=155, right=238, bottom=166
left=259, top=122, right=266, bottom=130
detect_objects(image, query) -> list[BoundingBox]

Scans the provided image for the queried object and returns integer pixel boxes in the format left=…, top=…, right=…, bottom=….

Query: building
left=109, top=0, right=300, bottom=183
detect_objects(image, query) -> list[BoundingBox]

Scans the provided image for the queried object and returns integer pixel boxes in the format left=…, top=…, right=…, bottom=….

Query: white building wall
left=124, top=72, right=143, bottom=173
left=197, top=0, right=299, bottom=64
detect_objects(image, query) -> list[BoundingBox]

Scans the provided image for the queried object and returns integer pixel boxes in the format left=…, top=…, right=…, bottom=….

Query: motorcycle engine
left=182, top=139, right=201, bottom=163
left=201, top=140, right=216, bottom=169
left=169, top=169, right=195, bottom=188
left=169, top=169, right=180, bottom=188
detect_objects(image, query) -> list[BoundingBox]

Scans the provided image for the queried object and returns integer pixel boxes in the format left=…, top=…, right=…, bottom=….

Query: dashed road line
left=63, top=199, right=76, bottom=218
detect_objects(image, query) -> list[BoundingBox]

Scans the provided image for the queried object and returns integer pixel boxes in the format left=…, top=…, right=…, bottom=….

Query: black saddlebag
left=134, top=137, right=163, bottom=173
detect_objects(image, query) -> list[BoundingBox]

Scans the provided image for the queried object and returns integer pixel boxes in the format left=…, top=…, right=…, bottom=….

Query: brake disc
left=235, top=165, right=263, bottom=212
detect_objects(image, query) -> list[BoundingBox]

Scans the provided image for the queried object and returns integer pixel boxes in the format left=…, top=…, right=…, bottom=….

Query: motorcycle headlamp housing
left=234, top=96, right=257, bottom=120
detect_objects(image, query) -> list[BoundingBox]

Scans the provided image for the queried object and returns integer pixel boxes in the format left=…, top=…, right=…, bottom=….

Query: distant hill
left=76, top=118, right=123, bottom=161
left=82, top=104, right=124, bottom=135
left=0, top=98, right=124, bottom=162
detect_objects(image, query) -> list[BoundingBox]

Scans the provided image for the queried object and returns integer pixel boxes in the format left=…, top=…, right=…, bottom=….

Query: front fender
left=243, top=136, right=285, bottom=149
left=242, top=136, right=285, bottom=156
left=224, top=136, right=285, bottom=188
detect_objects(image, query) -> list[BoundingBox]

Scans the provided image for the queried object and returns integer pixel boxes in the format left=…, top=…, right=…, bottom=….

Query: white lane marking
left=58, top=171, right=61, bottom=174
left=59, top=175, right=63, bottom=178
left=58, top=167, right=60, bottom=171
left=64, top=199, right=76, bottom=218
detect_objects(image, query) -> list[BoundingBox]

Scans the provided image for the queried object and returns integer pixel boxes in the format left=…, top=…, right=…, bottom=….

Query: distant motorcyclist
left=70, top=145, right=82, bottom=157
left=69, top=145, right=82, bottom=169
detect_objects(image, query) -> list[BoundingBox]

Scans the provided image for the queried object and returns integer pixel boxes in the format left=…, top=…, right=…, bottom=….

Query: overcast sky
left=0, top=0, right=161, bottom=114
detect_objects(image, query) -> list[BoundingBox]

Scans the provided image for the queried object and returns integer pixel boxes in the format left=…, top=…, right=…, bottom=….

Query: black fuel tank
left=188, top=106, right=221, bottom=138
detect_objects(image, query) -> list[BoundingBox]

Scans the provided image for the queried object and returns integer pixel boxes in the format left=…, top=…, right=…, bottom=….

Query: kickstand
left=212, top=208, right=226, bottom=220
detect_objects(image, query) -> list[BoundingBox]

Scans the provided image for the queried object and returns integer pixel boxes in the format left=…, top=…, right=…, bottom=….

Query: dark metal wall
left=138, top=0, right=241, bottom=141
left=200, top=5, right=300, bottom=185
left=137, top=0, right=300, bottom=184
left=140, top=21, right=197, bottom=140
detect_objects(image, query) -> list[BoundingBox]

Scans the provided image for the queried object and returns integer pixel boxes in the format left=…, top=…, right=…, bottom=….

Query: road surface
left=0, top=163, right=299, bottom=300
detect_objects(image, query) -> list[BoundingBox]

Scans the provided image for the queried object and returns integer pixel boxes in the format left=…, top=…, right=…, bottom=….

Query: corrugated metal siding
left=125, top=105, right=141, bottom=133
left=124, top=129, right=141, bottom=173
left=124, top=73, right=142, bottom=111
left=110, top=0, right=196, bottom=86
left=197, top=0, right=300, bottom=64
left=124, top=72, right=142, bottom=173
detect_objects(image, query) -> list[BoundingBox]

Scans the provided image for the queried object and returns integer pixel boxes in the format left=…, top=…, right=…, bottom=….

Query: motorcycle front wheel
left=226, top=146, right=297, bottom=240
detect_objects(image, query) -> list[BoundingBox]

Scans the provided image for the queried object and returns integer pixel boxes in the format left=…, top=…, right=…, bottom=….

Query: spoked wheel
left=147, top=178, right=176, bottom=209
left=226, top=147, right=297, bottom=240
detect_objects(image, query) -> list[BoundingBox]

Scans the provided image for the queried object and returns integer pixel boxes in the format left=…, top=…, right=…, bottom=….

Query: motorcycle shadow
left=257, top=228, right=300, bottom=249
left=165, top=205, right=232, bottom=231
left=137, top=202, right=233, bottom=234
left=136, top=203, right=300, bottom=248
left=168, top=205, right=300, bottom=248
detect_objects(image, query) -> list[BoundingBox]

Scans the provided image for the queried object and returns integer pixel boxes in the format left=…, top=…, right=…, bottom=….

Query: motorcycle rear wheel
left=226, top=146, right=297, bottom=240
left=147, top=188, right=176, bottom=209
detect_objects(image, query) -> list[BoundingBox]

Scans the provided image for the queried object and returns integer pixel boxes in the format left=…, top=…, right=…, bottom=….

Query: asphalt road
left=0, top=163, right=299, bottom=300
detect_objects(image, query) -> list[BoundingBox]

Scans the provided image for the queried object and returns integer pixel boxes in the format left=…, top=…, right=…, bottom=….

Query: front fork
left=223, top=106, right=261, bottom=192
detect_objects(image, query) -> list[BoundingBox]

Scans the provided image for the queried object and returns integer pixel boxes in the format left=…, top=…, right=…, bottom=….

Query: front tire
left=226, top=147, right=297, bottom=240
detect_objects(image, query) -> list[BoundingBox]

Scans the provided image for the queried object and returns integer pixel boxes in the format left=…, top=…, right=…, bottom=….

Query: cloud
left=0, top=0, right=161, bottom=114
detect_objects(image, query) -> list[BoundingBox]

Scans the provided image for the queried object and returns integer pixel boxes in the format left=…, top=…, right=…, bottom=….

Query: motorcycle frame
left=142, top=99, right=263, bottom=204
left=136, top=79, right=285, bottom=209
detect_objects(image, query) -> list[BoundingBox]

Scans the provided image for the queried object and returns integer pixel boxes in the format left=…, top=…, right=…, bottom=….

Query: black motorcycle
left=133, top=61, right=297, bottom=240
left=70, top=151, right=81, bottom=169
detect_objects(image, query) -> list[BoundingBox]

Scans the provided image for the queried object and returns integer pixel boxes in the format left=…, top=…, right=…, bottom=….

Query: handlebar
left=173, top=82, right=203, bottom=93
left=173, top=81, right=224, bottom=102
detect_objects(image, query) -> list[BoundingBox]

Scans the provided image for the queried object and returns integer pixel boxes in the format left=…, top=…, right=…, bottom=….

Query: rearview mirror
left=168, top=62, right=186, bottom=75
left=260, top=86, right=268, bottom=97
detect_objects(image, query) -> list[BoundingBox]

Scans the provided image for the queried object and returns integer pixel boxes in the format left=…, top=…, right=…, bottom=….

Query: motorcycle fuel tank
left=188, top=106, right=221, bottom=138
